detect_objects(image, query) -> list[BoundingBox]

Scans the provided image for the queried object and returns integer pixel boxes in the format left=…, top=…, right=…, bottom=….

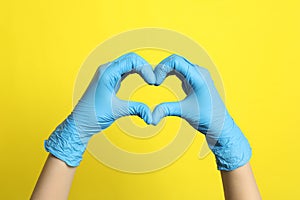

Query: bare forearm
left=221, top=162, right=261, bottom=200
left=31, top=154, right=76, bottom=200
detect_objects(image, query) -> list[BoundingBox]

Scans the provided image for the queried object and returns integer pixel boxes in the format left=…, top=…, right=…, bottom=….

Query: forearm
left=221, top=162, right=261, bottom=200
left=31, top=154, right=76, bottom=200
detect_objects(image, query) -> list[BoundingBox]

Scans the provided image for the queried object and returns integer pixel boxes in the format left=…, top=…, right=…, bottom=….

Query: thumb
left=152, top=101, right=182, bottom=125
left=114, top=99, right=152, bottom=124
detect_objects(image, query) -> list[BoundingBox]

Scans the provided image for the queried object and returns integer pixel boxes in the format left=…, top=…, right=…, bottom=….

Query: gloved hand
left=44, top=52, right=155, bottom=167
left=152, top=54, right=252, bottom=171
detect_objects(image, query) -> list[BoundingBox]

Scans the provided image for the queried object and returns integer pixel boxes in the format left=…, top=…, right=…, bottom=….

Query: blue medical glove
left=152, top=54, right=251, bottom=171
left=44, top=52, right=155, bottom=167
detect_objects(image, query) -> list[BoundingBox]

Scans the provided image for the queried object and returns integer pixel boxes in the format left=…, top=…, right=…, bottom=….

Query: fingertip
left=151, top=121, right=159, bottom=126
left=137, top=103, right=153, bottom=125
left=151, top=105, right=165, bottom=125
left=155, top=77, right=164, bottom=86
left=141, top=65, right=156, bottom=85
left=150, top=115, right=160, bottom=126
left=145, top=117, right=152, bottom=125
left=144, top=109, right=153, bottom=125
left=154, top=59, right=173, bottom=85
left=151, top=116, right=163, bottom=126
left=153, top=69, right=166, bottom=86
left=147, top=73, right=156, bottom=85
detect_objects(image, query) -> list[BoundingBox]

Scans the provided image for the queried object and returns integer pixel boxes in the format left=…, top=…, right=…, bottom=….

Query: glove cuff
left=44, top=114, right=89, bottom=167
left=210, top=124, right=252, bottom=171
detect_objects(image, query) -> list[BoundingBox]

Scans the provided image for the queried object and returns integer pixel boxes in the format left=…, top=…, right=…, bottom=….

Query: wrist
left=209, top=124, right=252, bottom=171
left=44, top=114, right=89, bottom=167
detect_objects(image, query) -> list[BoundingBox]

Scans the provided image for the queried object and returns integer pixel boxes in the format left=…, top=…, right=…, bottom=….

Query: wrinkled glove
left=44, top=53, right=155, bottom=166
left=152, top=54, right=251, bottom=171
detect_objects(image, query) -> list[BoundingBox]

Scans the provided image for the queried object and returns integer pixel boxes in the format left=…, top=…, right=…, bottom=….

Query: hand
left=44, top=53, right=155, bottom=167
left=152, top=54, right=252, bottom=171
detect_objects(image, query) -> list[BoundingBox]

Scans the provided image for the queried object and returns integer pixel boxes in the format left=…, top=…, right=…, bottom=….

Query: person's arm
left=31, top=53, right=155, bottom=199
left=151, top=54, right=261, bottom=199
left=31, top=154, right=76, bottom=200
left=221, top=162, right=261, bottom=200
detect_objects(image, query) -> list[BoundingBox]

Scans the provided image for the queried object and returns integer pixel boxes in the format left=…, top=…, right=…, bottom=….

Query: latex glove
left=152, top=54, right=251, bottom=171
left=44, top=52, right=155, bottom=167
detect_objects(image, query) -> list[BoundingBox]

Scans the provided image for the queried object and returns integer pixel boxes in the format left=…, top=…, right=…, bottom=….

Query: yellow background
left=1, top=0, right=300, bottom=199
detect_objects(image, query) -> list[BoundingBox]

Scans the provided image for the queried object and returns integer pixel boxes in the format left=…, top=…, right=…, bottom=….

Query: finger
left=109, top=52, right=156, bottom=85
left=154, top=54, right=195, bottom=85
left=151, top=101, right=182, bottom=125
left=114, top=99, right=153, bottom=125
left=114, top=72, right=131, bottom=92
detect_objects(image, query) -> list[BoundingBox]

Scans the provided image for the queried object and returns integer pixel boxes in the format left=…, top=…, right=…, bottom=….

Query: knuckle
left=169, top=54, right=181, bottom=60
left=126, top=52, right=138, bottom=58
left=97, top=63, right=110, bottom=74
left=198, top=67, right=211, bottom=76
left=137, top=103, right=147, bottom=111
left=157, top=104, right=168, bottom=115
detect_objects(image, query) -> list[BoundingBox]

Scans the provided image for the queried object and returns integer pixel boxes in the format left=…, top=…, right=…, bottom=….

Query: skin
left=31, top=54, right=261, bottom=199
left=31, top=154, right=76, bottom=200
left=221, top=163, right=261, bottom=200
left=31, top=154, right=261, bottom=200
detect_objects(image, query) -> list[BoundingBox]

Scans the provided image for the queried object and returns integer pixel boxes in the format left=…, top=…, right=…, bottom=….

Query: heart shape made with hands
left=114, top=53, right=193, bottom=127
left=105, top=52, right=218, bottom=135
left=46, top=51, right=252, bottom=172
left=74, top=51, right=222, bottom=138
left=45, top=52, right=252, bottom=172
